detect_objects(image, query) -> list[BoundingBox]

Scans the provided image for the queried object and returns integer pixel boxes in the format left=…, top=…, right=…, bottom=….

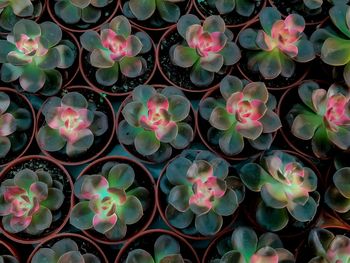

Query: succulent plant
left=126, top=234, right=188, bottom=263
left=0, top=254, right=18, bottom=263
left=160, top=150, right=245, bottom=236
left=70, top=161, right=149, bottom=240
left=118, top=85, right=194, bottom=163
left=80, top=16, right=152, bottom=87
left=239, top=7, right=315, bottom=79
left=37, top=92, right=108, bottom=157
left=54, top=0, right=113, bottom=25
left=169, top=14, right=241, bottom=87
left=199, top=76, right=281, bottom=156
left=0, top=168, right=64, bottom=235
left=211, top=227, right=295, bottom=262
left=0, top=19, right=76, bottom=96
left=303, top=0, right=349, bottom=10
left=308, top=228, right=350, bottom=263
left=287, top=81, right=350, bottom=158
left=205, top=0, right=260, bottom=17
left=123, top=0, right=185, bottom=24
left=0, top=91, right=32, bottom=159
left=31, top=238, right=101, bottom=263
left=240, top=151, right=319, bottom=231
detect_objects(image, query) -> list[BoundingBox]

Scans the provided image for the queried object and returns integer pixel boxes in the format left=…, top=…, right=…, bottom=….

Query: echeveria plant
left=0, top=168, right=64, bottom=235
left=240, top=151, right=319, bottom=231
left=239, top=7, right=315, bottom=79
left=0, top=92, right=32, bottom=159
left=161, top=150, right=245, bottom=236
left=118, top=85, right=194, bottom=163
left=31, top=238, right=101, bottom=263
left=126, top=235, right=188, bottom=263
left=308, top=228, right=350, bottom=263
left=70, top=161, right=149, bottom=240
left=199, top=76, right=281, bottom=156
left=37, top=92, right=108, bottom=157
left=211, top=227, right=295, bottom=262
left=288, top=81, right=350, bottom=158
left=123, top=0, right=185, bottom=23
left=0, top=254, right=18, bottom=263
left=170, top=14, right=241, bottom=87
left=205, top=0, right=260, bottom=16
left=80, top=16, right=152, bottom=87
left=303, top=0, right=349, bottom=10
left=54, top=0, right=113, bottom=25
left=0, top=19, right=76, bottom=96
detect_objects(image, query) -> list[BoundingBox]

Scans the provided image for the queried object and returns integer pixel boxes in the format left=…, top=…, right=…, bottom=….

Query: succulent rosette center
left=324, top=94, right=350, bottom=132
left=101, top=29, right=134, bottom=61
left=16, top=34, right=45, bottom=56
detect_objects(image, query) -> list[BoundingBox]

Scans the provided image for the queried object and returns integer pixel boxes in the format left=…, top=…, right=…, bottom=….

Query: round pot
left=193, top=0, right=266, bottom=29
left=235, top=20, right=309, bottom=91
left=79, top=25, right=157, bottom=97
left=242, top=150, right=324, bottom=238
left=47, top=0, right=119, bottom=33
left=116, top=84, right=196, bottom=164
left=196, top=86, right=277, bottom=161
left=74, top=155, right=157, bottom=245
left=0, top=87, right=36, bottom=168
left=0, top=240, right=19, bottom=261
left=156, top=151, right=240, bottom=240
left=36, top=86, right=115, bottom=166
left=118, top=0, right=193, bottom=32
left=114, top=229, right=200, bottom=263
left=0, top=155, right=74, bottom=244
left=27, top=233, right=108, bottom=263
left=157, top=25, right=233, bottom=94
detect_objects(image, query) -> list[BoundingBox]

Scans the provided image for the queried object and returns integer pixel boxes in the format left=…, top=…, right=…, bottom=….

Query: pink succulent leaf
left=236, top=120, right=263, bottom=140
left=326, top=235, right=350, bottom=262
left=147, top=94, right=169, bottom=111
left=0, top=92, right=10, bottom=114
left=29, top=182, right=48, bottom=202
left=187, top=160, right=214, bottom=182
left=92, top=213, right=117, bottom=234
left=3, top=186, right=26, bottom=203
left=80, top=175, right=109, bottom=199
left=256, top=31, right=275, bottom=51
left=186, top=24, right=203, bottom=49
left=203, top=15, right=226, bottom=33
left=226, top=92, right=244, bottom=114
left=154, top=121, right=178, bottom=143
left=0, top=113, right=16, bottom=136
left=15, top=35, right=42, bottom=56
left=9, top=215, right=32, bottom=233
left=251, top=247, right=279, bottom=263
left=189, top=192, right=212, bottom=215
left=312, top=89, right=327, bottom=115
left=324, top=94, right=350, bottom=130
left=199, top=52, right=224, bottom=72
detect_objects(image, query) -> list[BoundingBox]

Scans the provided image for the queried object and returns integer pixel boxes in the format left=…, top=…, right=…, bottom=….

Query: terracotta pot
left=0, top=240, right=19, bottom=261
left=116, top=84, right=196, bottom=164
left=235, top=20, right=310, bottom=91
left=157, top=25, right=233, bottom=94
left=79, top=25, right=157, bottom=97
left=27, top=233, right=108, bottom=263
left=0, top=155, right=74, bottom=244
left=156, top=150, right=240, bottom=240
left=0, top=87, right=36, bottom=168
left=36, top=86, right=115, bottom=166
left=193, top=0, right=267, bottom=29
left=114, top=229, right=200, bottom=263
left=73, top=155, right=157, bottom=245
left=47, top=0, right=119, bottom=33
left=118, top=0, right=193, bottom=32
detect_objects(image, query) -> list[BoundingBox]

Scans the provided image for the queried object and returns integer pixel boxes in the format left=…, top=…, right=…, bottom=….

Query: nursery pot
left=27, top=233, right=108, bottom=263
left=0, top=155, right=74, bottom=244
left=74, top=155, right=157, bottom=245
left=0, top=87, right=36, bottom=168
left=0, top=240, right=19, bottom=262
left=36, top=85, right=115, bottom=166
left=114, top=229, right=200, bottom=263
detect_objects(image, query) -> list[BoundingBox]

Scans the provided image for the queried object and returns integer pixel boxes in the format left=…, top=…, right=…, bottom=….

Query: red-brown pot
left=73, top=155, right=157, bottom=245
left=114, top=229, right=200, bottom=263
left=0, top=240, right=19, bottom=261
left=36, top=86, right=116, bottom=166
left=0, top=155, right=74, bottom=244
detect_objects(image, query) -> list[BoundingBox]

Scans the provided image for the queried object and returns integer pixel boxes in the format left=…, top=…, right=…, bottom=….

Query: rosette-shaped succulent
left=205, top=0, right=260, bottom=16
left=240, top=151, right=319, bottom=231
left=0, top=92, right=32, bottom=159
left=80, top=16, right=152, bottom=87
left=118, top=85, right=194, bottom=163
left=0, top=168, right=64, bottom=235
left=239, top=7, right=315, bottom=79
left=54, top=0, right=113, bottom=25
left=0, top=254, right=18, bottom=263
left=199, top=76, right=281, bottom=156
left=288, top=81, right=350, bottom=158
left=160, top=150, right=245, bottom=236
left=31, top=238, right=101, bottom=263
left=170, top=14, right=241, bottom=87
left=211, top=227, right=295, bottom=262
left=123, top=0, right=185, bottom=23
left=37, top=92, right=108, bottom=157
left=308, top=228, right=350, bottom=263
left=70, top=162, right=149, bottom=240
left=126, top=235, right=188, bottom=263
left=0, top=19, right=76, bottom=96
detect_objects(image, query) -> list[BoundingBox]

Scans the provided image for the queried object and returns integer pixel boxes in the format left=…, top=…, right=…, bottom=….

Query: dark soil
left=159, top=30, right=229, bottom=91
left=0, top=243, right=13, bottom=256
left=0, top=157, right=71, bottom=240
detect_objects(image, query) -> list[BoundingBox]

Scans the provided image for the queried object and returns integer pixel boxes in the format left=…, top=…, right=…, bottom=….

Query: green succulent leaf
left=325, top=185, right=350, bottom=213
left=154, top=235, right=180, bottom=262
left=0, top=136, right=11, bottom=158
left=134, top=130, right=160, bottom=156
left=259, top=7, right=281, bottom=35
left=168, top=185, right=191, bottom=212
left=37, top=125, right=66, bottom=152
left=165, top=204, right=193, bottom=229
left=213, top=189, right=238, bottom=216
left=256, top=201, right=289, bottom=231
left=129, top=0, right=155, bottom=21
left=287, top=196, right=318, bottom=222
left=321, top=38, right=350, bottom=66
left=333, top=168, right=350, bottom=198
left=119, top=196, right=143, bottom=225
left=109, top=16, right=131, bottom=38
left=157, top=0, right=181, bottom=23
left=195, top=210, right=223, bottom=236
left=231, top=227, right=258, bottom=259
left=177, top=14, right=201, bottom=39
left=40, top=22, right=62, bottom=48
left=126, top=249, right=154, bottom=263
left=80, top=31, right=103, bottom=52
left=70, top=201, right=94, bottom=230
left=218, top=128, right=244, bottom=156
